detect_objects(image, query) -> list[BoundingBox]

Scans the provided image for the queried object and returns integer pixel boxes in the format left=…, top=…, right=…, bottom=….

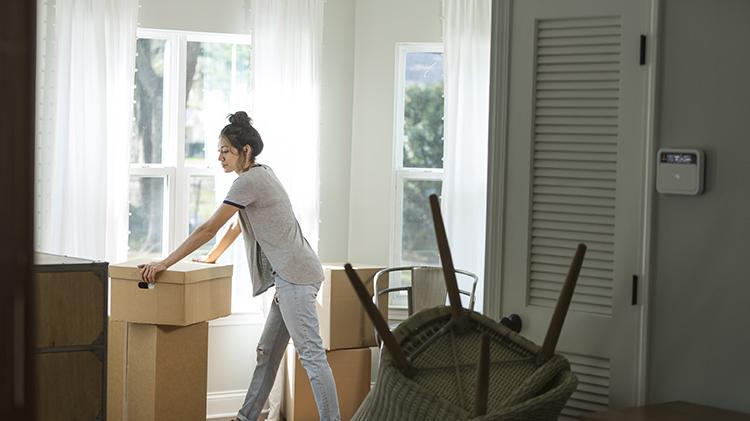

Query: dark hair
left=220, top=111, right=264, bottom=168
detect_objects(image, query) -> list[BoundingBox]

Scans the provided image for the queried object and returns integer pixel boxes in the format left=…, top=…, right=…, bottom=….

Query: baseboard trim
left=206, top=390, right=246, bottom=419
left=206, top=390, right=270, bottom=420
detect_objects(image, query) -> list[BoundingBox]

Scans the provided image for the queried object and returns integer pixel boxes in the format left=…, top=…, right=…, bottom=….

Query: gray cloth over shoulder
left=223, top=164, right=324, bottom=296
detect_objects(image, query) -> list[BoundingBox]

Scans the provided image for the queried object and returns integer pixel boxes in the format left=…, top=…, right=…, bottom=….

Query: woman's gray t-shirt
left=223, top=164, right=324, bottom=296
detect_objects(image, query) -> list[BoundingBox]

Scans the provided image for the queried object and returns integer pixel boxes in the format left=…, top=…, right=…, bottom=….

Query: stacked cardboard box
left=107, top=260, right=232, bottom=421
left=282, top=264, right=385, bottom=421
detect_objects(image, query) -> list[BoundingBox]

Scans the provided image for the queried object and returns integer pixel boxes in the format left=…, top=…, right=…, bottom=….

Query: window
left=391, top=44, right=445, bottom=306
left=129, top=29, right=255, bottom=312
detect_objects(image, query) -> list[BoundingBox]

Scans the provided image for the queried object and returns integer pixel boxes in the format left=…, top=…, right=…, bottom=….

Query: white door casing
left=497, top=0, right=653, bottom=418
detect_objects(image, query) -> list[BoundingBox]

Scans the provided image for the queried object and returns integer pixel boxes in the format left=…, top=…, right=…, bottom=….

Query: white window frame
left=129, top=29, right=263, bottom=322
left=390, top=43, right=445, bottom=269
left=130, top=28, right=253, bottom=256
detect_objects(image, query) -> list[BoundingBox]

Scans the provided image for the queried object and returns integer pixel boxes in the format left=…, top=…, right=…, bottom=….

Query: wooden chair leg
left=344, top=263, right=415, bottom=377
left=474, top=333, right=490, bottom=417
left=537, top=243, right=587, bottom=365
left=428, top=194, right=464, bottom=322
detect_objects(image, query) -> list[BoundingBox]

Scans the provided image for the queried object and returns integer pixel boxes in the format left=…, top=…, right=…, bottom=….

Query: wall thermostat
left=656, top=148, right=704, bottom=195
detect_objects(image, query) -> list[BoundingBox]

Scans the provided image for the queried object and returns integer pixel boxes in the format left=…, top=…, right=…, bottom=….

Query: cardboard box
left=282, top=345, right=371, bottom=421
left=107, top=320, right=209, bottom=421
left=317, top=264, right=387, bottom=350
left=110, top=259, right=232, bottom=326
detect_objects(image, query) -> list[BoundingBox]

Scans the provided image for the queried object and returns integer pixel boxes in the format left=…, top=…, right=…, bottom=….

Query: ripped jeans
left=237, top=274, right=341, bottom=421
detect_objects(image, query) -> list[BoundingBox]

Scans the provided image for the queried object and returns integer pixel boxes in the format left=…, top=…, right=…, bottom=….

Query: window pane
left=188, top=176, right=216, bottom=256
left=388, top=271, right=412, bottom=310
left=128, top=176, right=166, bottom=259
left=185, top=42, right=252, bottom=166
left=132, top=38, right=167, bottom=164
left=403, top=52, right=444, bottom=169
left=401, top=179, right=442, bottom=265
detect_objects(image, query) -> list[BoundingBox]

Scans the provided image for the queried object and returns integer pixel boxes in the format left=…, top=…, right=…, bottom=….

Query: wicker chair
left=344, top=194, right=583, bottom=420
left=353, top=307, right=577, bottom=420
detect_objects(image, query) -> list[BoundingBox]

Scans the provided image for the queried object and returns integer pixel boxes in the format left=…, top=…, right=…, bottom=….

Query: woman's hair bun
left=221, top=111, right=263, bottom=164
left=228, top=111, right=252, bottom=128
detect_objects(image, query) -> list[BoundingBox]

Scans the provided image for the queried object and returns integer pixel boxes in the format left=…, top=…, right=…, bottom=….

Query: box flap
left=110, top=259, right=232, bottom=285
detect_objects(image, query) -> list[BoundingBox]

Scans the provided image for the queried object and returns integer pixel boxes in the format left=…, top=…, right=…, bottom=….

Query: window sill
left=208, top=312, right=265, bottom=327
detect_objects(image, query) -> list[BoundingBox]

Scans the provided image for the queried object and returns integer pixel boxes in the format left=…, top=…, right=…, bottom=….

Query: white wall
left=347, top=0, right=443, bottom=265
left=139, top=0, right=249, bottom=33
left=205, top=321, right=265, bottom=417
left=317, top=0, right=356, bottom=263
left=647, top=0, right=750, bottom=413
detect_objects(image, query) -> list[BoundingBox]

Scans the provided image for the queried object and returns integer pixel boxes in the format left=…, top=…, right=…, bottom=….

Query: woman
left=139, top=112, right=340, bottom=421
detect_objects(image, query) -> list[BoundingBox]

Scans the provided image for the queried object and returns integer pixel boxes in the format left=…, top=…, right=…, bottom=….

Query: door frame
left=483, top=0, right=662, bottom=406
left=0, top=0, right=36, bottom=418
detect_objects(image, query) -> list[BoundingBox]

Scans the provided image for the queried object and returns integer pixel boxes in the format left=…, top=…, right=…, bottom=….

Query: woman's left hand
left=138, top=261, right=167, bottom=284
left=192, top=255, right=215, bottom=264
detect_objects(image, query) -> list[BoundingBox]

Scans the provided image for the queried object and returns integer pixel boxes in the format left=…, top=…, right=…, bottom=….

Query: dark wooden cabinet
left=34, top=253, right=108, bottom=421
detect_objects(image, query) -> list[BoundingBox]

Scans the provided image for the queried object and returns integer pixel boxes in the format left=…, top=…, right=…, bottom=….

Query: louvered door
left=500, top=0, right=650, bottom=418
left=531, top=15, right=622, bottom=318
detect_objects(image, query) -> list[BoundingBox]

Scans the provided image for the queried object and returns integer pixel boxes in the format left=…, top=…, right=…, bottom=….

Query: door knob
left=500, top=313, right=522, bottom=333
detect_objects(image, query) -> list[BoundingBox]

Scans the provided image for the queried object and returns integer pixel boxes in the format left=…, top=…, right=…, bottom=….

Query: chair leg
left=537, top=243, right=587, bottom=364
left=474, top=333, right=490, bottom=417
left=428, top=194, right=467, bottom=327
left=344, top=263, right=415, bottom=377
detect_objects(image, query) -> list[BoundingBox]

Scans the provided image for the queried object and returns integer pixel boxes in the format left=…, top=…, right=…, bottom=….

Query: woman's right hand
left=138, top=261, right=167, bottom=284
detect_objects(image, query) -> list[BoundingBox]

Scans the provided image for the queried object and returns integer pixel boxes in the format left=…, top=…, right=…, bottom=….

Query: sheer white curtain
left=250, top=5, right=324, bottom=416
left=442, top=0, right=492, bottom=313
left=251, top=0, right=324, bottom=249
left=36, top=0, right=138, bottom=263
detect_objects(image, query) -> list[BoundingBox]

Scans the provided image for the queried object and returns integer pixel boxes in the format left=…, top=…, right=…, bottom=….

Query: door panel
left=501, top=0, right=650, bottom=417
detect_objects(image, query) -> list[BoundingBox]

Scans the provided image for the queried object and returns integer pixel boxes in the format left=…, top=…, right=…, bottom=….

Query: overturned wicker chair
left=344, top=194, right=584, bottom=420
left=353, top=306, right=577, bottom=420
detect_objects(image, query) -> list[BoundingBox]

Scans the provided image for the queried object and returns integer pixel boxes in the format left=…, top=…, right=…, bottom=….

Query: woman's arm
left=139, top=203, right=239, bottom=283
left=198, top=216, right=242, bottom=263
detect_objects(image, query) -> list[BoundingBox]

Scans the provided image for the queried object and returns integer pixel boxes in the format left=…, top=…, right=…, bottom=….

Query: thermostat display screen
left=660, top=152, right=697, bottom=164
left=656, top=148, right=704, bottom=195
